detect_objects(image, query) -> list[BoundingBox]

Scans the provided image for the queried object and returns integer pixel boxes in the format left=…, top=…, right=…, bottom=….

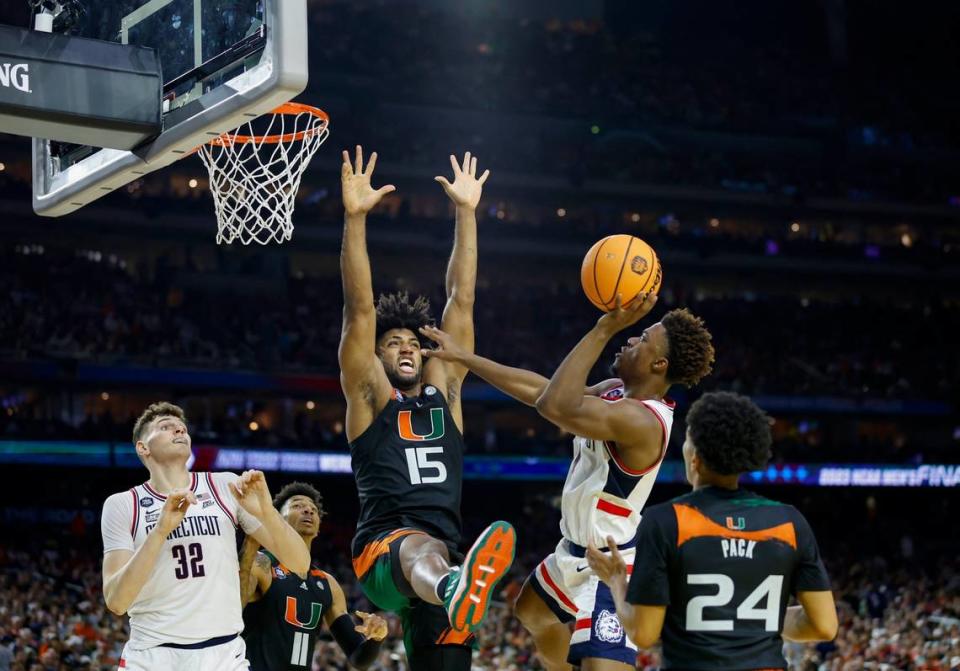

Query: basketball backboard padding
left=32, top=0, right=309, bottom=217
left=0, top=24, right=161, bottom=149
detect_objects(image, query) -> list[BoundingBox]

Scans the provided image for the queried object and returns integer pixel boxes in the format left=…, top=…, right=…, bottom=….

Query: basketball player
left=420, top=293, right=715, bottom=670
left=240, top=482, right=387, bottom=670
left=100, top=402, right=310, bottom=670
left=588, top=391, right=838, bottom=670
left=339, top=146, right=516, bottom=670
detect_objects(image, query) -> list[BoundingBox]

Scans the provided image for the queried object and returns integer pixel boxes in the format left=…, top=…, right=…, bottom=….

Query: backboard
left=32, top=0, right=308, bottom=217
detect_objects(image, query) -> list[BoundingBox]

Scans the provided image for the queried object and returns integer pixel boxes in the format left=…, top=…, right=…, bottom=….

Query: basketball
left=580, top=234, right=662, bottom=311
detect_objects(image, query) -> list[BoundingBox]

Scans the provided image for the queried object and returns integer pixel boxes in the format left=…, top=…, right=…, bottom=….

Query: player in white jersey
left=420, top=293, right=714, bottom=670
left=101, top=401, right=311, bottom=671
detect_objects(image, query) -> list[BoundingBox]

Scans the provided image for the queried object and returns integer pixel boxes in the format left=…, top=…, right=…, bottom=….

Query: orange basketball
left=580, top=234, right=662, bottom=311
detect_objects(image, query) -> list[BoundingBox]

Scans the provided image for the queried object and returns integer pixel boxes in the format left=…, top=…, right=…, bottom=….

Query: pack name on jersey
left=720, top=538, right=757, bottom=559
left=145, top=514, right=224, bottom=540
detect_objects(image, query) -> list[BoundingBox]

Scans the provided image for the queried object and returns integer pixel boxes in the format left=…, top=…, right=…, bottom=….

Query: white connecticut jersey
left=559, top=389, right=675, bottom=548
left=101, top=472, right=262, bottom=650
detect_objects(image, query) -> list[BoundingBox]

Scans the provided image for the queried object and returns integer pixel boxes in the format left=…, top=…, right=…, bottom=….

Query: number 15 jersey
left=626, top=486, right=831, bottom=670
left=350, top=386, right=464, bottom=558
left=101, top=472, right=262, bottom=650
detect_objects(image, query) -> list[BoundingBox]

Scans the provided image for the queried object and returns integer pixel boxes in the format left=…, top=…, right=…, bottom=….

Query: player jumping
left=339, top=146, right=516, bottom=670
left=421, top=293, right=715, bottom=670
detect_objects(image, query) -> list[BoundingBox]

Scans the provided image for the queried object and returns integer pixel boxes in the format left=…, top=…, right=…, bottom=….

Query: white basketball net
left=198, top=106, right=329, bottom=245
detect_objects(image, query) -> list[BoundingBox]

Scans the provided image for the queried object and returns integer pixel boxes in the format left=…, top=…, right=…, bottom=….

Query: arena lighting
left=188, top=178, right=199, bottom=189
left=790, top=222, right=800, bottom=232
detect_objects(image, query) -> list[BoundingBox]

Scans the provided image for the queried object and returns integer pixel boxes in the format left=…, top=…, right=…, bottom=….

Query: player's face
left=282, top=495, right=320, bottom=537
left=377, top=328, right=423, bottom=390
left=141, top=415, right=191, bottom=463
left=611, top=322, right=668, bottom=381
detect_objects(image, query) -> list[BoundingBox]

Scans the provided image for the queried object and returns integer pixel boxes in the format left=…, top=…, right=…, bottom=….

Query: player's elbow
left=534, top=394, right=561, bottom=417
left=103, top=593, right=127, bottom=617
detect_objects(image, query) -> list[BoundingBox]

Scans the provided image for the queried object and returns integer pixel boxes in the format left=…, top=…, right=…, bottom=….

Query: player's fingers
left=449, top=154, right=460, bottom=176
left=470, top=156, right=477, bottom=177
left=376, top=184, right=396, bottom=197
left=364, top=151, right=378, bottom=176
left=434, top=176, right=452, bottom=189
left=462, top=151, right=471, bottom=174
left=354, top=145, right=364, bottom=174
left=229, top=481, right=242, bottom=498
left=478, top=169, right=490, bottom=185
left=341, top=155, right=351, bottom=177
left=614, top=293, right=623, bottom=310
left=606, top=535, right=618, bottom=553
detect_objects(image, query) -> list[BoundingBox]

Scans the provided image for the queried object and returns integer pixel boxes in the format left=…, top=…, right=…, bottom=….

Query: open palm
left=435, top=152, right=490, bottom=209
left=342, top=145, right=396, bottom=216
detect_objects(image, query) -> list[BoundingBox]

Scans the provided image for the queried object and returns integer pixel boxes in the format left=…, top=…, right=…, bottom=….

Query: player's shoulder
left=206, top=471, right=240, bottom=488
left=102, top=489, right=136, bottom=511
left=638, top=498, right=677, bottom=524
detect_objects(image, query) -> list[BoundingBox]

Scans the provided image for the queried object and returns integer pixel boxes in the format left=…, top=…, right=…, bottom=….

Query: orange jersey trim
left=673, top=503, right=797, bottom=550
left=351, top=529, right=425, bottom=580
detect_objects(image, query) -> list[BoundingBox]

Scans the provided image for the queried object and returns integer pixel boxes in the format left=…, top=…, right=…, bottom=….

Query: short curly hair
left=132, top=401, right=186, bottom=444
left=662, top=308, right=714, bottom=387
left=687, top=391, right=771, bottom=475
left=273, top=481, right=326, bottom=521
left=375, top=291, right=434, bottom=342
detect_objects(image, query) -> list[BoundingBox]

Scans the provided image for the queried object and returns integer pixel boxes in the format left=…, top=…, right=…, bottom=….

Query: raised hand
left=341, top=145, right=396, bottom=216
left=419, top=325, right=469, bottom=364
left=156, top=488, right=197, bottom=535
left=435, top=151, right=490, bottom=210
left=229, top=470, right=274, bottom=521
left=596, top=291, right=658, bottom=335
left=354, top=610, right=389, bottom=641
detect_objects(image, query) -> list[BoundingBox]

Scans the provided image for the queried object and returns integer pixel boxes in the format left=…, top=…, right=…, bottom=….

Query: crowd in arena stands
left=1, top=523, right=957, bottom=671
left=2, top=246, right=956, bottom=402
left=301, top=0, right=958, bottom=204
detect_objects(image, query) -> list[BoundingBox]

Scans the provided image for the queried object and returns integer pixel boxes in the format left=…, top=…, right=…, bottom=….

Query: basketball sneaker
left=443, top=521, right=516, bottom=633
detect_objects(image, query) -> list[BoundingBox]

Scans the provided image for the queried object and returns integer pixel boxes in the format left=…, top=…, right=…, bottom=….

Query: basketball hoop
left=198, top=102, right=330, bottom=245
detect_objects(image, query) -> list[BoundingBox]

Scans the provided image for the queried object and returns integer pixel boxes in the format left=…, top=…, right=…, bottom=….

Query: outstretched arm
left=339, top=146, right=396, bottom=440
left=425, top=153, right=489, bottom=428
left=230, top=470, right=310, bottom=577
left=420, top=325, right=621, bottom=406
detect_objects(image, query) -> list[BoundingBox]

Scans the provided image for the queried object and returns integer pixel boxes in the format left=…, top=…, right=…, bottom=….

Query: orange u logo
left=398, top=408, right=445, bottom=441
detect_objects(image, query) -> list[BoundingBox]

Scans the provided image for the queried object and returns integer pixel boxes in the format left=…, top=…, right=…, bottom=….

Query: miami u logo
left=284, top=596, right=323, bottom=630
left=726, top=516, right=746, bottom=531
left=397, top=408, right=445, bottom=441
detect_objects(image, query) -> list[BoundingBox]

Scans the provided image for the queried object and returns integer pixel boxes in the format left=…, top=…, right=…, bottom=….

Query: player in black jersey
left=240, top=482, right=387, bottom=671
left=338, top=146, right=516, bottom=670
left=589, top=392, right=838, bottom=670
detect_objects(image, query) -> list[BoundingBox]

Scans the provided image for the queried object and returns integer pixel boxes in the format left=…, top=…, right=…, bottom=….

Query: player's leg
left=568, top=573, right=638, bottom=671
left=401, top=521, right=517, bottom=633
left=398, top=532, right=453, bottom=605
left=516, top=559, right=577, bottom=671
left=403, top=599, right=474, bottom=671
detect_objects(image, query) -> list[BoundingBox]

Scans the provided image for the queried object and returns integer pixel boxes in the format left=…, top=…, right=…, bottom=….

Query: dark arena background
left=1, top=1, right=959, bottom=669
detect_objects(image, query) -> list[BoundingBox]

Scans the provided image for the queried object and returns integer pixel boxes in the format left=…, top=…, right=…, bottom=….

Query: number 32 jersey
left=101, top=472, right=262, bottom=650
left=626, top=486, right=831, bottom=670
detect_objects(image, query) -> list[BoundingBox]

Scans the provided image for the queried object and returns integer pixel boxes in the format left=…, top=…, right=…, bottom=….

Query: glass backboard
left=32, top=0, right=308, bottom=217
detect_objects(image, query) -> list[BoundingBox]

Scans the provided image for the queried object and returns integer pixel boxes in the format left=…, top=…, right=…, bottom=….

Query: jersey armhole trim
left=206, top=473, right=238, bottom=527
left=129, top=489, right=139, bottom=538
left=602, top=400, right=668, bottom=477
